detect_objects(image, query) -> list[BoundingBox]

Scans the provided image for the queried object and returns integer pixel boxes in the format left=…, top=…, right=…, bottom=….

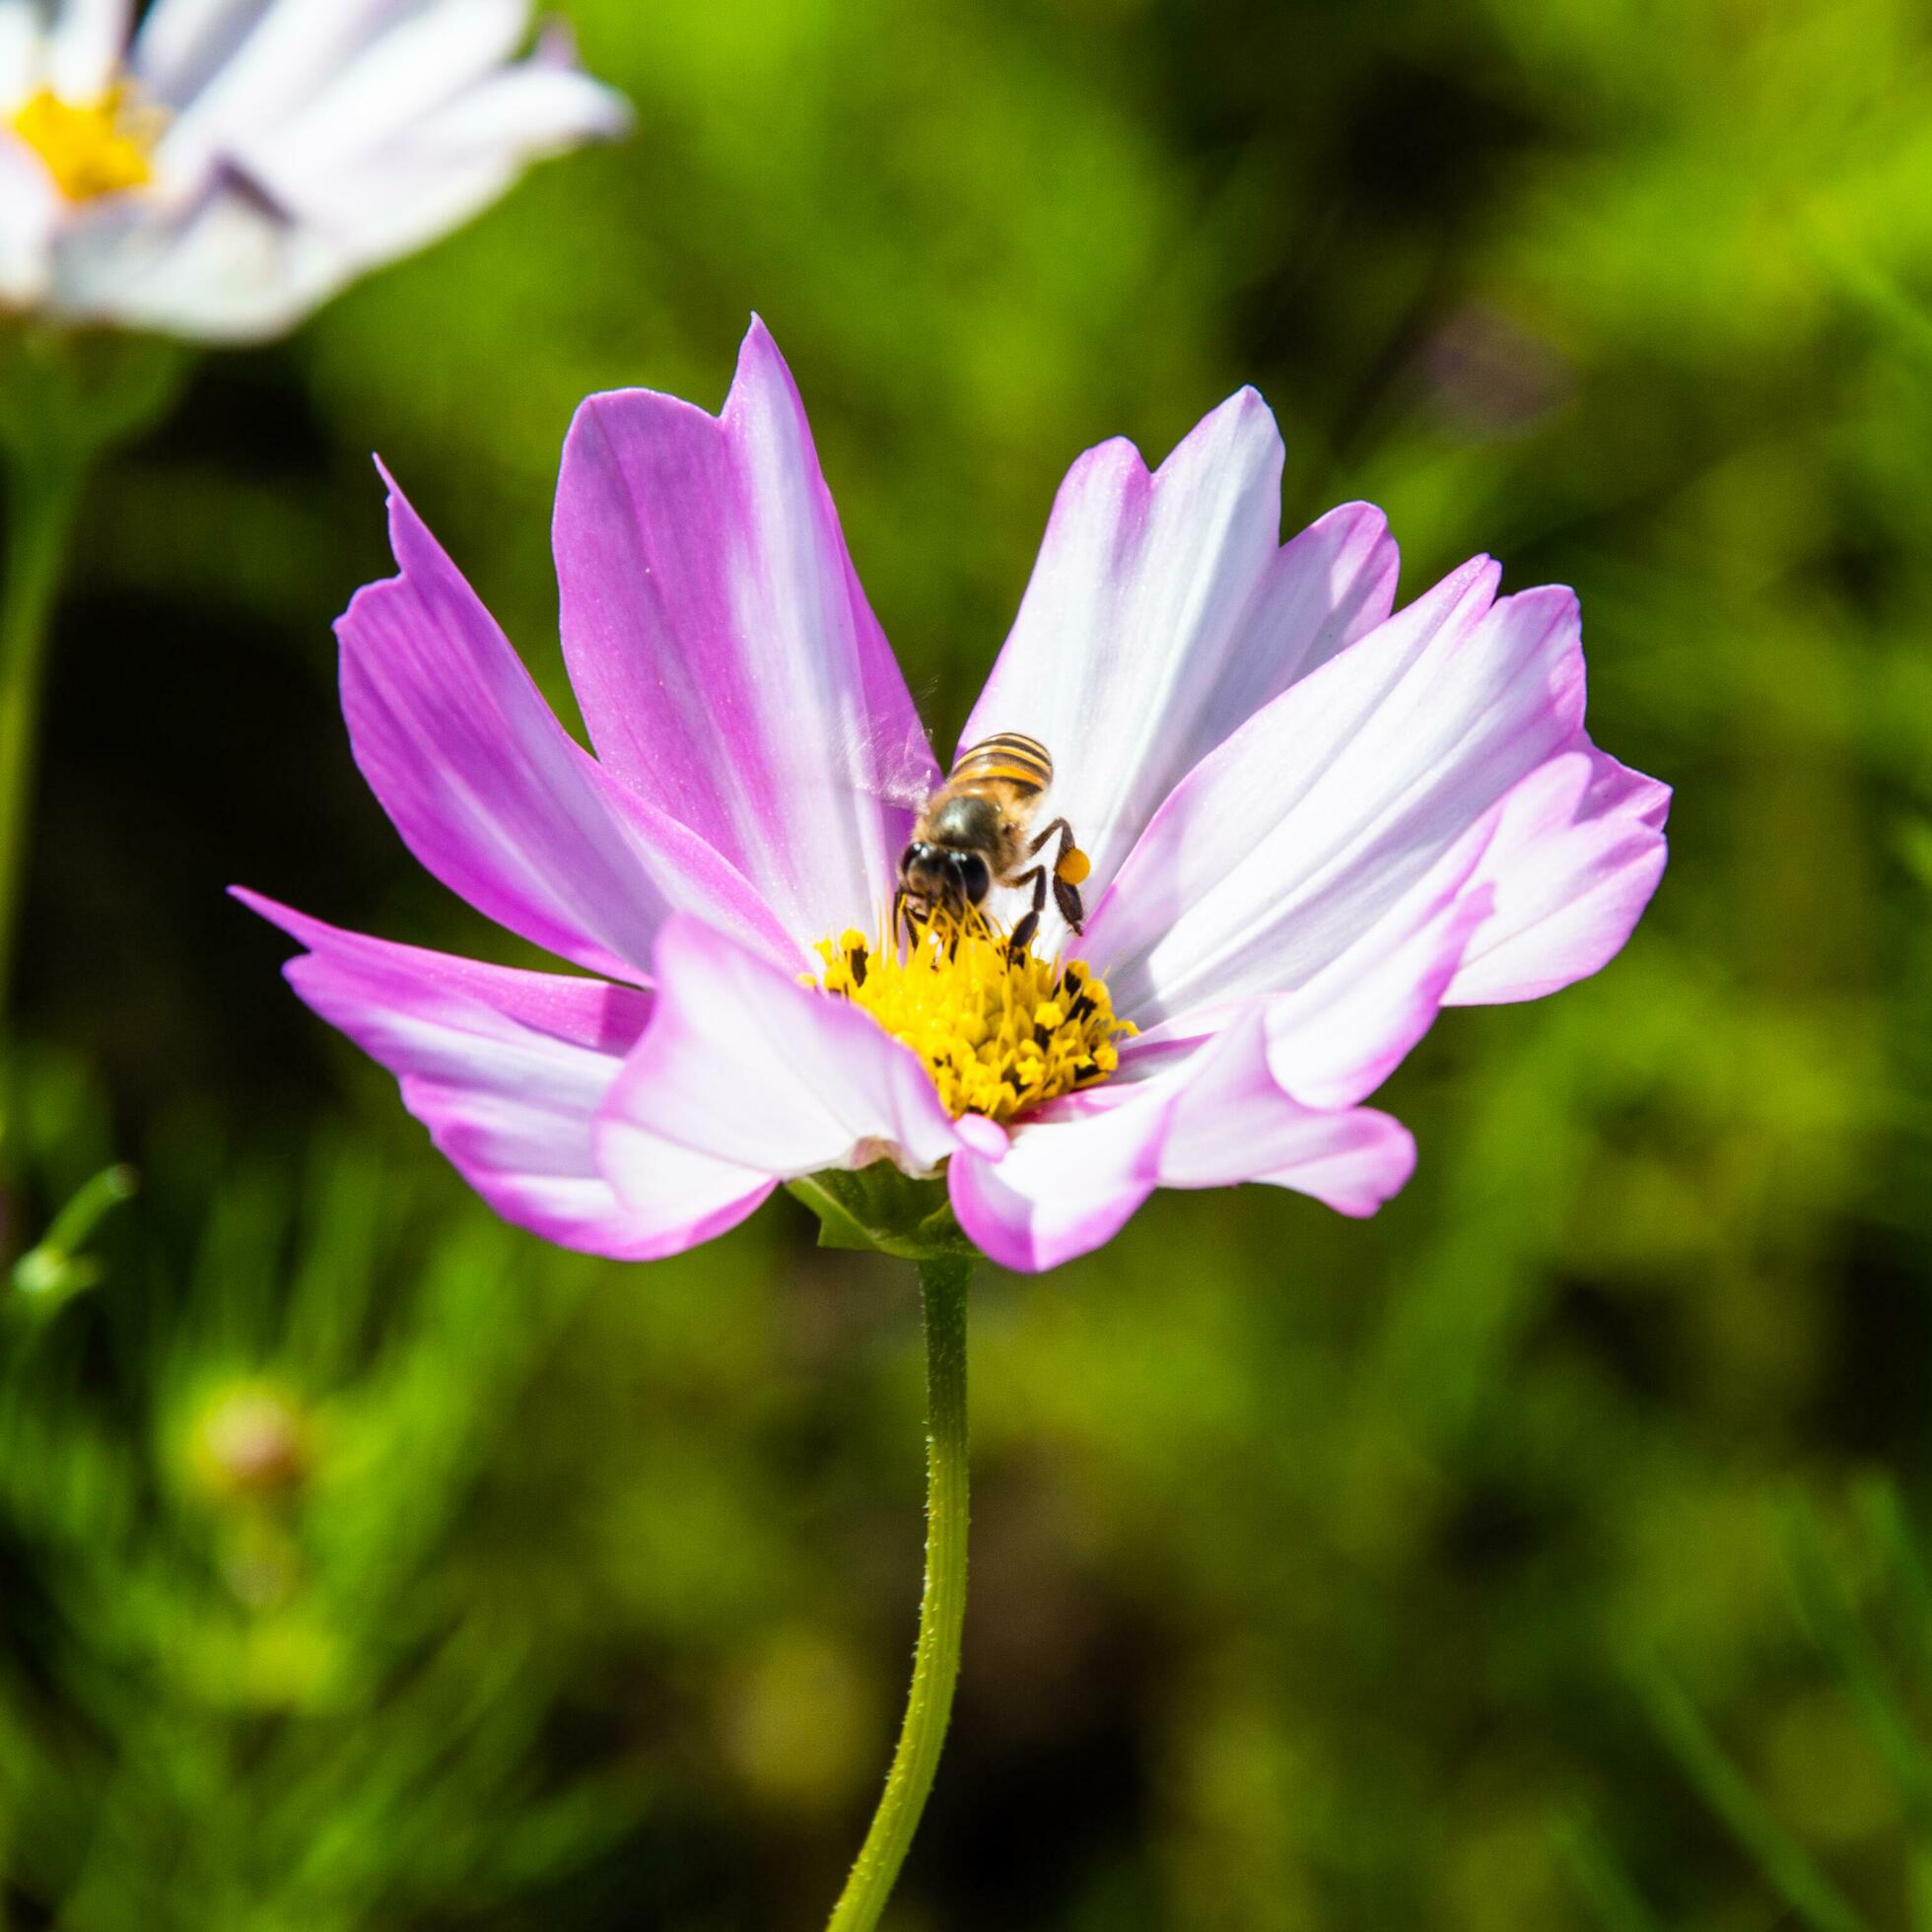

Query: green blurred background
left=6, top=0, right=1932, bottom=1924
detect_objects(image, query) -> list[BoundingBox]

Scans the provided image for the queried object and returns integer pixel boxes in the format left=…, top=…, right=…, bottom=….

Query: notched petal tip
left=353, top=456, right=432, bottom=593
left=562, top=378, right=723, bottom=456
left=556, top=323, right=795, bottom=454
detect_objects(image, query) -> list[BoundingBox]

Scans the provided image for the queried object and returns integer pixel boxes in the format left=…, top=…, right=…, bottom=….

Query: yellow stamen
left=11, top=87, right=156, bottom=202
left=813, top=908, right=1135, bottom=1125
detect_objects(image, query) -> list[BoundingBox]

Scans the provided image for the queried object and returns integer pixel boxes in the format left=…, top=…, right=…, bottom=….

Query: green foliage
left=0, top=1062, right=643, bottom=1928
left=9, top=0, right=1932, bottom=1924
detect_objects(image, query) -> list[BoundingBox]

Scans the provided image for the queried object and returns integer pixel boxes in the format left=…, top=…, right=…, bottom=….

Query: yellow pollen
left=812, top=909, right=1135, bottom=1125
left=11, top=86, right=157, bottom=202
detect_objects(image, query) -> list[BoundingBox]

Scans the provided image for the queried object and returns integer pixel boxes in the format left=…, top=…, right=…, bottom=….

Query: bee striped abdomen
left=950, top=732, right=1053, bottom=796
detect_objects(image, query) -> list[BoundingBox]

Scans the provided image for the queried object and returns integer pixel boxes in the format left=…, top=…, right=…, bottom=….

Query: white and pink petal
left=130, top=0, right=270, bottom=105
left=47, top=0, right=130, bottom=99
left=1125, top=808, right=1499, bottom=1110
left=228, top=7, right=628, bottom=235
left=1444, top=743, right=1670, bottom=1005
left=0, top=2, right=42, bottom=104
left=336, top=468, right=794, bottom=986
left=127, top=1, right=626, bottom=340
left=1083, top=561, right=1587, bottom=1023
left=554, top=320, right=939, bottom=948
left=948, top=1015, right=1414, bottom=1273
left=594, top=917, right=997, bottom=1202
left=141, top=0, right=444, bottom=147
left=242, top=0, right=532, bottom=184
left=46, top=181, right=328, bottom=339
left=962, top=388, right=1398, bottom=932
left=0, top=136, right=59, bottom=303
left=235, top=890, right=773, bottom=1261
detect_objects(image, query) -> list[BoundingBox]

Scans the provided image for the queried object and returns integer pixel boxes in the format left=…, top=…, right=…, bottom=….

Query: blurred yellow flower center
left=811, top=910, right=1134, bottom=1124
left=11, top=87, right=155, bottom=201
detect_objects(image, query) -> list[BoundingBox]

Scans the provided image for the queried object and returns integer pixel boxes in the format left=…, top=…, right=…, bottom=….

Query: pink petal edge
left=234, top=888, right=773, bottom=1262
left=338, top=462, right=794, bottom=985
left=1444, top=743, right=1671, bottom=1004
left=1083, top=563, right=1577, bottom=1021
left=948, top=1012, right=1414, bottom=1273
left=961, top=385, right=1400, bottom=944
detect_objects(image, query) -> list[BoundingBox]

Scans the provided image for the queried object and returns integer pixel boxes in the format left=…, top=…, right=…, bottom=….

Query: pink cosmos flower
left=239, top=320, right=1669, bottom=1273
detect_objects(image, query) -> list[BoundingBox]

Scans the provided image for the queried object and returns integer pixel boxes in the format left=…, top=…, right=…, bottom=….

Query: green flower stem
left=826, top=1252, right=972, bottom=1932
left=0, top=328, right=184, bottom=1037
left=0, top=444, right=86, bottom=1017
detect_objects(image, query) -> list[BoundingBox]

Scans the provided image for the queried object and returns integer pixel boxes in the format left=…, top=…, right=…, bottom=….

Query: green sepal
left=786, top=1163, right=978, bottom=1263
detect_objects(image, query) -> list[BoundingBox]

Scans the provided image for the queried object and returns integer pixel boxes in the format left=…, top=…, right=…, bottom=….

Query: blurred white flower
left=0, top=0, right=629, bottom=342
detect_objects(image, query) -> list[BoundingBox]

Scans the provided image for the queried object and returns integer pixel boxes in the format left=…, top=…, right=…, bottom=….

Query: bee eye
left=898, top=844, right=918, bottom=878
left=957, top=854, right=991, bottom=903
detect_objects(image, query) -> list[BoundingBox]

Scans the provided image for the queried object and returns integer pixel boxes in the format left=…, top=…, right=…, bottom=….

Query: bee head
left=900, top=842, right=992, bottom=908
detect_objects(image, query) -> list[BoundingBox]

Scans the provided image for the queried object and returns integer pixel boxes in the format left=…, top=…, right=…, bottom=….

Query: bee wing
left=862, top=765, right=939, bottom=813
left=752, top=718, right=937, bottom=885
left=818, top=711, right=942, bottom=818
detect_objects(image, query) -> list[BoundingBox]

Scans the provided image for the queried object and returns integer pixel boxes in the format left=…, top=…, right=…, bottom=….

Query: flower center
left=10, top=86, right=156, bottom=202
left=812, top=910, right=1135, bottom=1124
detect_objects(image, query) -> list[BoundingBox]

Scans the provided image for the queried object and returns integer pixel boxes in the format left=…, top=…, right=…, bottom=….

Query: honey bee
left=895, top=732, right=1088, bottom=954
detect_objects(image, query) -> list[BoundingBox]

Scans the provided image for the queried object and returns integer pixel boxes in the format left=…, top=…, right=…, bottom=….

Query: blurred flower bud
left=185, top=1381, right=311, bottom=1504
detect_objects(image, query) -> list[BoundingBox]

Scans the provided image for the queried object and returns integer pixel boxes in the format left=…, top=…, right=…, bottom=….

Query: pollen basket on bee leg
left=810, top=906, right=1133, bottom=1126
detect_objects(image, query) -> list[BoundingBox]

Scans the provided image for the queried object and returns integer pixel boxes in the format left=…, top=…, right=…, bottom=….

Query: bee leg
left=1026, top=818, right=1086, bottom=933
left=1007, top=864, right=1048, bottom=959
